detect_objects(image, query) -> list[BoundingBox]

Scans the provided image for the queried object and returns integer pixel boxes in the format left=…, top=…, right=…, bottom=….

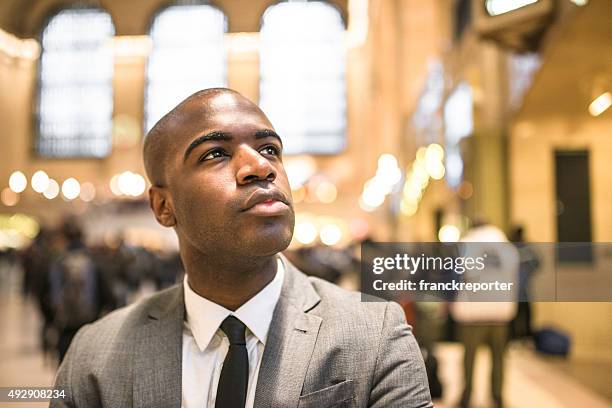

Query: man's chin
left=241, top=226, right=293, bottom=256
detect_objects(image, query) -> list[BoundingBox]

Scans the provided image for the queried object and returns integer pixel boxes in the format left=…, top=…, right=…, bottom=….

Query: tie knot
left=220, top=316, right=246, bottom=345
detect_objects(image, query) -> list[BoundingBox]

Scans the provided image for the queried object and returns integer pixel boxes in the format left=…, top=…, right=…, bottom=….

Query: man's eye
left=200, top=149, right=226, bottom=162
left=260, top=145, right=280, bottom=156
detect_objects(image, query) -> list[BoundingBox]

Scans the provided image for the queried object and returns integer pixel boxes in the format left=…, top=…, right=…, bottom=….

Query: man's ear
left=149, top=186, right=176, bottom=227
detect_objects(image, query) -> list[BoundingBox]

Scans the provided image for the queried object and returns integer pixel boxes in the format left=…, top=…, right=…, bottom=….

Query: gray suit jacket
left=52, top=256, right=432, bottom=408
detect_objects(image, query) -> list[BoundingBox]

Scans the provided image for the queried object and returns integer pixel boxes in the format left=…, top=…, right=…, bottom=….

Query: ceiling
left=518, top=0, right=612, bottom=120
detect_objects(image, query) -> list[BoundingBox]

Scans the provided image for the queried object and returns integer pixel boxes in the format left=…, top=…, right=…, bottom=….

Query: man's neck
left=184, top=253, right=278, bottom=311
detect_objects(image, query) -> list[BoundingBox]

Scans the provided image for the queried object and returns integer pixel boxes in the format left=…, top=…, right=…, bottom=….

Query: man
left=50, top=220, right=115, bottom=362
left=52, top=88, right=432, bottom=408
left=450, top=220, right=519, bottom=408
left=508, top=225, right=540, bottom=339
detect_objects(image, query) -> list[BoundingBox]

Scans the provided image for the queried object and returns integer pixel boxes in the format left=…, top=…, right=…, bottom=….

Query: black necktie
left=215, top=316, right=249, bottom=408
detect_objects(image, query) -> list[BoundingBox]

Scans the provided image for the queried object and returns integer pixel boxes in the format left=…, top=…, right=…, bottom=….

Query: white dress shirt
left=181, top=258, right=284, bottom=408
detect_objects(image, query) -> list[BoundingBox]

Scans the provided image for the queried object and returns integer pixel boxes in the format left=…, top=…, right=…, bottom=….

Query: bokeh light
left=295, top=221, right=318, bottom=244
left=61, top=178, right=81, bottom=200
left=1, top=188, right=19, bottom=206
left=31, top=170, right=50, bottom=193
left=9, top=171, right=27, bottom=193
left=320, top=224, right=342, bottom=246
left=438, top=225, right=461, bottom=242
left=315, top=181, right=338, bottom=204
left=80, top=182, right=96, bottom=202
left=43, top=179, right=60, bottom=200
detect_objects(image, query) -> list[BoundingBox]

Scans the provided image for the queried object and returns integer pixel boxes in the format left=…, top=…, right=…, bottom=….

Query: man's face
left=156, top=93, right=294, bottom=259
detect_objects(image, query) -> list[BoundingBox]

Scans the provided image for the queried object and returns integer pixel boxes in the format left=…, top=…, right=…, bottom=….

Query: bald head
left=143, top=88, right=272, bottom=187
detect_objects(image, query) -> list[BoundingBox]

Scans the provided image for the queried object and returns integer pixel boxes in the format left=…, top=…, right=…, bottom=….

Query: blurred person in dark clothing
left=509, top=226, right=540, bottom=339
left=155, top=250, right=184, bottom=289
left=90, top=242, right=130, bottom=308
left=50, top=220, right=115, bottom=362
left=0, top=247, right=20, bottom=290
left=21, top=228, right=56, bottom=356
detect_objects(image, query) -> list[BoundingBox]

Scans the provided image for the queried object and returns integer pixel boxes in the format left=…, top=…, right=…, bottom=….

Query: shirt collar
left=183, top=257, right=284, bottom=352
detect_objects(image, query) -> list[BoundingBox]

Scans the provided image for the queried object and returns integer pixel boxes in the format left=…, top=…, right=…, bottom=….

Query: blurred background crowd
left=1, top=0, right=611, bottom=407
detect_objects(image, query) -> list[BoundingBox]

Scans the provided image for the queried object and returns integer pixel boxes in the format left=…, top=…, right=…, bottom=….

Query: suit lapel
left=254, top=256, right=322, bottom=408
left=133, top=285, right=184, bottom=408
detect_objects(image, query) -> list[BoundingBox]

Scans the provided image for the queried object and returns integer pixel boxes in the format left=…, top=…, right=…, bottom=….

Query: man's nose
left=235, top=145, right=276, bottom=185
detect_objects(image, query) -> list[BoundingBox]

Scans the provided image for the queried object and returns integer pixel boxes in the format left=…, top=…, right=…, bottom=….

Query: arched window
left=145, top=2, right=227, bottom=132
left=37, top=7, right=114, bottom=157
left=260, top=1, right=346, bottom=155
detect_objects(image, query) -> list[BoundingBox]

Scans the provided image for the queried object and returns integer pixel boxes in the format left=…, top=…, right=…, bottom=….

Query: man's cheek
left=276, top=175, right=293, bottom=203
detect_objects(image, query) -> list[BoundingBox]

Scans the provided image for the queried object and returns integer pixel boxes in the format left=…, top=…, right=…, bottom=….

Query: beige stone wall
left=510, top=118, right=612, bottom=243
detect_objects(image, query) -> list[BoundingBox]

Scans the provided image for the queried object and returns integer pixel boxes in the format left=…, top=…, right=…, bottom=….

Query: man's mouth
left=243, top=198, right=289, bottom=216
left=241, top=188, right=290, bottom=214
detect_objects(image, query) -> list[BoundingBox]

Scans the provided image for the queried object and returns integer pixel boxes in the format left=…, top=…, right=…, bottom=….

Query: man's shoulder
left=75, top=284, right=182, bottom=349
left=305, top=275, right=396, bottom=325
left=306, top=275, right=373, bottom=302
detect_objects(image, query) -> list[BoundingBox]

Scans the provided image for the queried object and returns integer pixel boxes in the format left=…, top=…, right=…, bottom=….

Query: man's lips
left=244, top=199, right=289, bottom=216
left=241, top=189, right=290, bottom=216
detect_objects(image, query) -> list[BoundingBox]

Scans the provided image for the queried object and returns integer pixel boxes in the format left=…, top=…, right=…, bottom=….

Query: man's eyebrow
left=255, top=129, right=283, bottom=146
left=183, top=131, right=232, bottom=162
